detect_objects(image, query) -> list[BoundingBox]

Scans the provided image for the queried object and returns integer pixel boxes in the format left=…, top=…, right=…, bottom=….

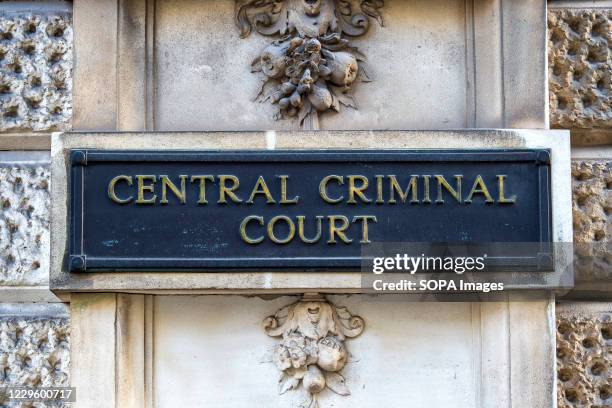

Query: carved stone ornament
left=235, top=0, right=384, bottom=129
left=263, top=294, right=364, bottom=407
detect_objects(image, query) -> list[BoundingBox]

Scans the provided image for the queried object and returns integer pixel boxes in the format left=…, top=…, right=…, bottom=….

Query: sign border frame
left=68, top=149, right=552, bottom=272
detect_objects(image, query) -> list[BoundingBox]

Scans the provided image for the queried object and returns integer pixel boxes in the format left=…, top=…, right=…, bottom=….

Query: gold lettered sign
left=67, top=149, right=551, bottom=272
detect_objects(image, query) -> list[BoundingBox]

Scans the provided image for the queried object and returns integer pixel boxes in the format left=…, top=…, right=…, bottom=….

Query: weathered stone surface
left=548, top=8, right=611, bottom=130
left=557, top=303, right=611, bottom=408
left=572, top=160, right=612, bottom=283
left=0, top=160, right=50, bottom=286
left=236, top=0, right=384, bottom=129
left=0, top=304, right=70, bottom=408
left=150, top=295, right=555, bottom=408
left=263, top=294, right=364, bottom=405
left=0, top=317, right=69, bottom=386
left=0, top=12, right=72, bottom=132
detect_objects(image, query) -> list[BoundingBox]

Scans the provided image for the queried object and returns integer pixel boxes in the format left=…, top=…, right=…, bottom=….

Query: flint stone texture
left=572, top=160, right=612, bottom=283
left=0, top=11, right=72, bottom=132
left=0, top=303, right=70, bottom=407
left=0, top=156, right=50, bottom=286
left=548, top=8, right=612, bottom=131
left=557, top=303, right=611, bottom=408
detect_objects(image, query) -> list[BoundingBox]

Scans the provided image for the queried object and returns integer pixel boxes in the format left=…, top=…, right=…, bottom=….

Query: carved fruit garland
left=236, top=0, right=384, bottom=129
left=263, top=295, right=364, bottom=407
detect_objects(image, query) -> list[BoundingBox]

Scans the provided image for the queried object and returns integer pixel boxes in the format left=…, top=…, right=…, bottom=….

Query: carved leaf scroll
left=237, top=0, right=383, bottom=38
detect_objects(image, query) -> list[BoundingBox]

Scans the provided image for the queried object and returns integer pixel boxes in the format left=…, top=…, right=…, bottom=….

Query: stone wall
left=548, top=6, right=611, bottom=145
left=0, top=157, right=50, bottom=286
left=0, top=304, right=70, bottom=407
left=557, top=303, right=611, bottom=408
left=0, top=1, right=610, bottom=407
left=572, top=160, right=612, bottom=284
left=548, top=1, right=611, bottom=291
left=551, top=2, right=612, bottom=408
left=0, top=2, right=72, bottom=402
left=0, top=11, right=72, bottom=132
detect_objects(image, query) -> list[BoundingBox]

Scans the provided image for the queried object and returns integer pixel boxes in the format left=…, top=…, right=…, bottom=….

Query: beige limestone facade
left=0, top=0, right=610, bottom=407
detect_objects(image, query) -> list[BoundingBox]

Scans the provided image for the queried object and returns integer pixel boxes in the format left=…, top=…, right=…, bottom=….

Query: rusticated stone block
left=572, top=160, right=612, bottom=283
left=0, top=313, right=70, bottom=407
left=0, top=161, right=50, bottom=286
left=0, top=317, right=70, bottom=387
left=557, top=304, right=611, bottom=408
left=0, top=12, right=72, bottom=132
left=548, top=9, right=611, bottom=130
